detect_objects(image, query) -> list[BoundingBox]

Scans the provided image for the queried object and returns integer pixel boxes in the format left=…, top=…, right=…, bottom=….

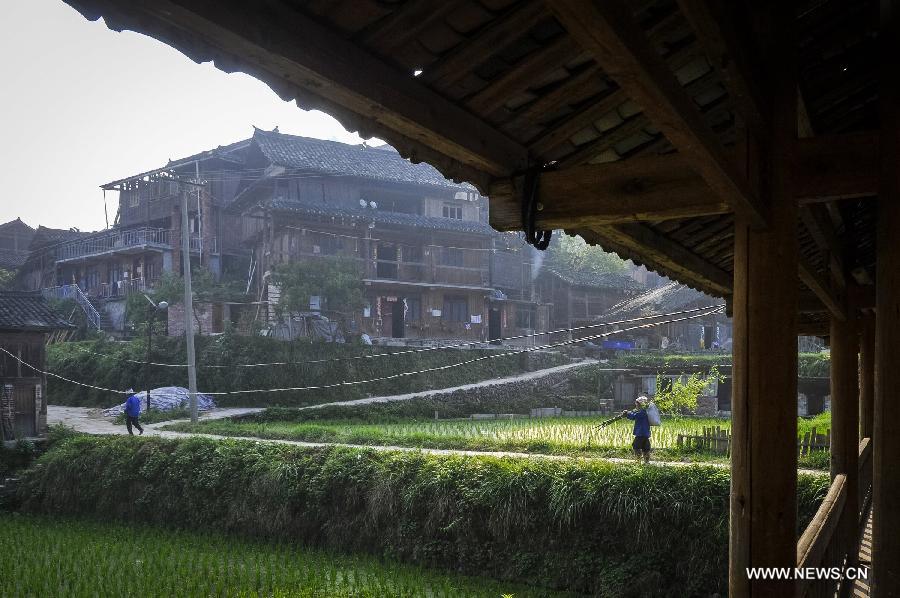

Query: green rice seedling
left=167, top=412, right=831, bottom=469
left=0, top=514, right=562, bottom=597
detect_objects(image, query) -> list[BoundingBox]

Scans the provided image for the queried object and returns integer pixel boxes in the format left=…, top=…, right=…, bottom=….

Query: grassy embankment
left=12, top=434, right=829, bottom=596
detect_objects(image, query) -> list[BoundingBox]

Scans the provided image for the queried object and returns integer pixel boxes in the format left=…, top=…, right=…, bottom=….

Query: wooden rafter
left=489, top=153, right=728, bottom=230
left=579, top=224, right=733, bottom=296
left=548, top=0, right=767, bottom=227
left=799, top=205, right=846, bottom=290
left=794, top=132, right=879, bottom=202
left=66, top=0, right=528, bottom=184
left=465, top=35, right=580, bottom=116
left=677, top=0, right=768, bottom=130
left=421, top=0, right=547, bottom=90
left=799, top=257, right=847, bottom=321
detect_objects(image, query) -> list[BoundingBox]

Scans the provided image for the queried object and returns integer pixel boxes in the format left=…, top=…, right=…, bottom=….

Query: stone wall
left=167, top=302, right=215, bottom=337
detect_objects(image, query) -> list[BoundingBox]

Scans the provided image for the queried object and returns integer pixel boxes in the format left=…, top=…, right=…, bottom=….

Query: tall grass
left=16, top=435, right=830, bottom=596
left=0, top=514, right=554, bottom=597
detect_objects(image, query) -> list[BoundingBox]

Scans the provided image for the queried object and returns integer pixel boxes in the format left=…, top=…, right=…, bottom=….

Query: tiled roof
left=270, top=198, right=495, bottom=235
left=604, top=281, right=724, bottom=317
left=0, top=218, right=35, bottom=234
left=253, top=129, right=473, bottom=190
left=0, top=249, right=29, bottom=270
left=29, top=226, right=94, bottom=250
left=0, top=291, right=74, bottom=331
left=544, top=264, right=645, bottom=291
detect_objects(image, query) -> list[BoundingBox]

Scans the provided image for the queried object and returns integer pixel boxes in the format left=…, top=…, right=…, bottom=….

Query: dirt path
left=45, top=405, right=825, bottom=475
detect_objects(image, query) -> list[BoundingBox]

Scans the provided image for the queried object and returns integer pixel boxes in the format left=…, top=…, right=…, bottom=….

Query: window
left=442, top=247, right=464, bottom=267
left=442, top=296, right=468, bottom=322
left=515, top=306, right=534, bottom=329
left=322, top=235, right=343, bottom=256
left=405, top=296, right=421, bottom=321
left=442, top=204, right=463, bottom=219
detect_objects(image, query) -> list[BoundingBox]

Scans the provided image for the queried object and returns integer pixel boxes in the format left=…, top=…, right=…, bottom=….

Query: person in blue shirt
left=623, top=396, right=651, bottom=463
left=123, top=391, right=144, bottom=436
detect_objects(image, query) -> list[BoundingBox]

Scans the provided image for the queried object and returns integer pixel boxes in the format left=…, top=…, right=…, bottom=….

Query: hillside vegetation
left=46, top=335, right=567, bottom=408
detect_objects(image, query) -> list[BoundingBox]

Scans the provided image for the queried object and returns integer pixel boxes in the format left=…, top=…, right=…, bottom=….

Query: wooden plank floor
left=852, top=508, right=873, bottom=597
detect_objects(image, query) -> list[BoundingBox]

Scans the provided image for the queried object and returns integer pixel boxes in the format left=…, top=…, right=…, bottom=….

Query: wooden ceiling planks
left=60, top=0, right=882, bottom=308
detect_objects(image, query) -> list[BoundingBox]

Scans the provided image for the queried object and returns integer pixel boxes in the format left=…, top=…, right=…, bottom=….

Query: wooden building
left=57, top=0, right=900, bottom=594
left=0, top=219, right=35, bottom=278
left=0, top=292, right=72, bottom=441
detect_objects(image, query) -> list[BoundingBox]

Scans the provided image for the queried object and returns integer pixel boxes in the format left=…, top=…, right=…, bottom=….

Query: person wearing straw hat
left=622, top=396, right=652, bottom=463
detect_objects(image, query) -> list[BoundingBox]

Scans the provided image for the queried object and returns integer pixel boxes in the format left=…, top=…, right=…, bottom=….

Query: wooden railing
left=795, top=437, right=873, bottom=597
left=797, top=474, right=848, bottom=597
left=858, top=437, right=872, bottom=525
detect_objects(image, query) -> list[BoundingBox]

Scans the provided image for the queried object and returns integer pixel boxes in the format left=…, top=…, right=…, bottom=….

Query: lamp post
left=143, top=295, right=168, bottom=413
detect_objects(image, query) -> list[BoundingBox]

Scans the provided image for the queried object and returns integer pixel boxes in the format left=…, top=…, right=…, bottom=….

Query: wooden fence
left=676, top=426, right=831, bottom=456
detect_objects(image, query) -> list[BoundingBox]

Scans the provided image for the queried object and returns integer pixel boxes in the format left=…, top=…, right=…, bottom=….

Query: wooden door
left=13, top=383, right=36, bottom=437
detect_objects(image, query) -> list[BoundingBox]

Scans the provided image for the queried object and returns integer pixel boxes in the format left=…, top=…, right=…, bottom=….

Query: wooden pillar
left=830, top=314, right=858, bottom=566
left=729, top=8, right=797, bottom=596
left=859, top=313, right=875, bottom=441
left=872, top=0, right=900, bottom=592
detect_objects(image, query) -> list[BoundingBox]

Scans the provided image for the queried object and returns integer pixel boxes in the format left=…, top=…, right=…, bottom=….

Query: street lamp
left=143, top=295, right=168, bottom=413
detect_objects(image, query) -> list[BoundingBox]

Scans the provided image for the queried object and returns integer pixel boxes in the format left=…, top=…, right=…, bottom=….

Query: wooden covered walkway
left=59, top=0, right=898, bottom=595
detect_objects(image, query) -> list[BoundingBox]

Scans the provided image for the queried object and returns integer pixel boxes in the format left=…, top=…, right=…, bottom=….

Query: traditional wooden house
left=0, top=219, right=35, bottom=279
left=534, top=264, right=644, bottom=334
left=0, top=292, right=72, bottom=440
left=602, top=280, right=730, bottom=350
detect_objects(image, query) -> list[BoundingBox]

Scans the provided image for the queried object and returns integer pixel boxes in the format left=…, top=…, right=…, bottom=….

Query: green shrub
left=46, top=334, right=568, bottom=408
left=0, top=439, right=37, bottom=477
left=17, top=435, right=829, bottom=596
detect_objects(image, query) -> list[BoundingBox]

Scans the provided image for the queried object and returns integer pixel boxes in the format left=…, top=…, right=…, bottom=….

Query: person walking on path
left=623, top=396, right=651, bottom=463
left=123, top=391, right=144, bottom=436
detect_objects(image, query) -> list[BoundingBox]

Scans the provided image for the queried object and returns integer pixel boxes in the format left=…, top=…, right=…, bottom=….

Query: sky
left=0, top=0, right=371, bottom=233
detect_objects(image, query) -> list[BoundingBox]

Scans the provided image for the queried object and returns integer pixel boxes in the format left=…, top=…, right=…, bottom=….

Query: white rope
left=0, top=347, right=132, bottom=395
left=9, top=307, right=722, bottom=397
left=68, top=306, right=722, bottom=368
left=202, top=306, right=724, bottom=395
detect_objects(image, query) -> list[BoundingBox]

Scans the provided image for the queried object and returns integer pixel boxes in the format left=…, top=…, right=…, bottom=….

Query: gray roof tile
left=0, top=291, right=74, bottom=331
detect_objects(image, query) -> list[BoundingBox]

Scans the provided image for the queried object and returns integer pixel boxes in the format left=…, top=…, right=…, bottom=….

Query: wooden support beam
left=799, top=205, right=846, bottom=290
left=859, top=312, right=875, bottom=441
left=65, top=0, right=528, bottom=183
left=488, top=153, right=729, bottom=230
left=794, top=132, right=879, bottom=202
left=798, top=258, right=847, bottom=321
left=676, top=0, right=768, bottom=130
left=872, top=1, right=900, bottom=593
left=549, top=0, right=767, bottom=226
left=830, top=315, right=859, bottom=569
left=729, top=4, right=797, bottom=594
left=579, top=223, right=733, bottom=296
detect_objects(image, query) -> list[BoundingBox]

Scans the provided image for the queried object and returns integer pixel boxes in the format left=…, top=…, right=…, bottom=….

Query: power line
left=201, top=307, right=725, bottom=395
left=67, top=306, right=723, bottom=368
left=1, top=307, right=722, bottom=398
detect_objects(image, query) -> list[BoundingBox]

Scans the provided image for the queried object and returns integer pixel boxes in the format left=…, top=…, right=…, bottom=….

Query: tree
left=546, top=233, right=628, bottom=275
left=273, top=258, right=364, bottom=325
left=654, top=366, right=724, bottom=414
left=0, top=269, right=14, bottom=290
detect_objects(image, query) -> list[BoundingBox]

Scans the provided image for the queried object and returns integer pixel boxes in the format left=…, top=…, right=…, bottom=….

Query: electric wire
left=67, top=306, right=723, bottom=368
left=1, top=306, right=722, bottom=397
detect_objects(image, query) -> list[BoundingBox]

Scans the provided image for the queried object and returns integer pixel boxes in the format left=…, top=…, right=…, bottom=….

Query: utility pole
left=180, top=181, right=200, bottom=423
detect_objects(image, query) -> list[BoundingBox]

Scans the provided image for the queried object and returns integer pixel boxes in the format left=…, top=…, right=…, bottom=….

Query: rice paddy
left=167, top=412, right=832, bottom=468
left=0, top=514, right=562, bottom=597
